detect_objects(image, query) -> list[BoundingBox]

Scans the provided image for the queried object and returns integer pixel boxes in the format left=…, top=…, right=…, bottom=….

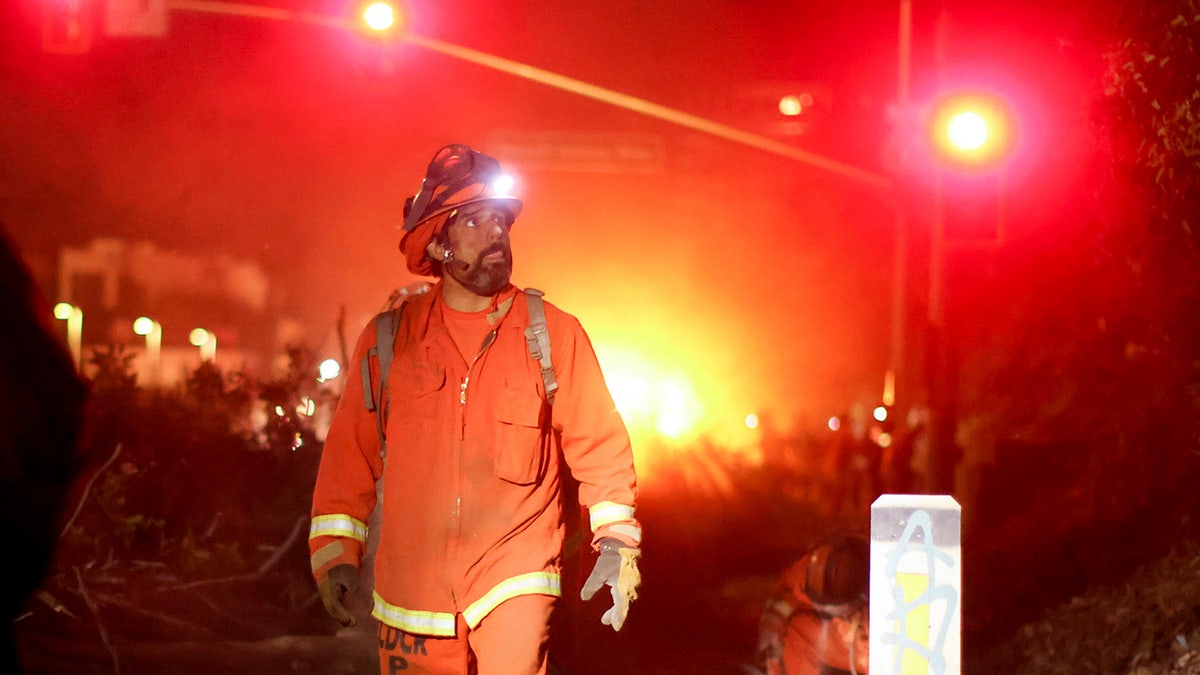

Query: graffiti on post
left=871, top=495, right=962, bottom=674
left=880, top=508, right=959, bottom=674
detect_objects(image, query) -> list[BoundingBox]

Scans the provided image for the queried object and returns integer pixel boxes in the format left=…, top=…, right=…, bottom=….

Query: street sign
left=489, top=131, right=665, bottom=174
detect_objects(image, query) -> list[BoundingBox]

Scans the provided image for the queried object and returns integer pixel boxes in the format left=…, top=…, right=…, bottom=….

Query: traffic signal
left=929, top=92, right=1014, bottom=170
left=43, top=0, right=94, bottom=54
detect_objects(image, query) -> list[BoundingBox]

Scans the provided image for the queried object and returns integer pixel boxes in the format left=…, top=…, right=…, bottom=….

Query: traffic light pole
left=926, top=170, right=954, bottom=494
left=888, top=0, right=912, bottom=416
left=925, top=6, right=958, bottom=496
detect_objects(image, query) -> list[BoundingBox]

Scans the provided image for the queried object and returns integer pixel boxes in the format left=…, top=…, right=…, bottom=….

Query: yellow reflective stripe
left=589, top=501, right=635, bottom=530
left=372, top=592, right=457, bottom=637
left=462, top=572, right=562, bottom=629
left=309, top=514, right=368, bottom=544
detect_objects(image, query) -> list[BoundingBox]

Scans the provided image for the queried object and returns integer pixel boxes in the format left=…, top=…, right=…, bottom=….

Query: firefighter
left=755, top=535, right=870, bottom=675
left=309, top=144, right=642, bottom=675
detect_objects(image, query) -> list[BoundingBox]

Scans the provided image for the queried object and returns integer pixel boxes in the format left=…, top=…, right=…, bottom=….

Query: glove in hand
left=756, top=611, right=786, bottom=666
left=580, top=537, right=641, bottom=631
left=317, top=563, right=360, bottom=627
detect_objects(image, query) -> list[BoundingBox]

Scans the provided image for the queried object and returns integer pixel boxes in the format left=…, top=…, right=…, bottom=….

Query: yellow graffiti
left=896, top=572, right=930, bottom=674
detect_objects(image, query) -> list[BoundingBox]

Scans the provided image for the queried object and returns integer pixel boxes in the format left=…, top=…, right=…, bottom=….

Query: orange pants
left=377, top=594, right=555, bottom=675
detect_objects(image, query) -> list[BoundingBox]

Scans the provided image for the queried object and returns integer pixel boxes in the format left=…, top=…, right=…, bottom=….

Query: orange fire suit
left=309, top=283, right=641, bottom=638
left=757, top=558, right=869, bottom=675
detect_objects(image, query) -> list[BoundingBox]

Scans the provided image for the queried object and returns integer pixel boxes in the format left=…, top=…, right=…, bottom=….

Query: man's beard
left=449, top=244, right=512, bottom=296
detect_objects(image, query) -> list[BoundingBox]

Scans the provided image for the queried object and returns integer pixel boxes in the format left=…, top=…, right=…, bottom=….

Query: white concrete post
left=869, top=494, right=962, bottom=674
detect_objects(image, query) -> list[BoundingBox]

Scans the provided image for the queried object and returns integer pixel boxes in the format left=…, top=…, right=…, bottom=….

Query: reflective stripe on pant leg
left=378, top=614, right=469, bottom=675
left=468, top=594, right=555, bottom=675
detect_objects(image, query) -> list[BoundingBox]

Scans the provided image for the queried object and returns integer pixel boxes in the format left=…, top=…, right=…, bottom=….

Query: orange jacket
left=309, top=283, right=641, bottom=636
left=758, top=559, right=869, bottom=675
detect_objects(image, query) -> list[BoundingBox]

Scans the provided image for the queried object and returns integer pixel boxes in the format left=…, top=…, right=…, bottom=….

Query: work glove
left=580, top=537, right=641, bottom=632
left=755, top=610, right=787, bottom=667
left=317, top=563, right=360, bottom=627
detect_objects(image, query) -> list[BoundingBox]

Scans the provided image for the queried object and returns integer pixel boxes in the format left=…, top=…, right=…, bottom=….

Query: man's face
left=444, top=202, right=514, bottom=297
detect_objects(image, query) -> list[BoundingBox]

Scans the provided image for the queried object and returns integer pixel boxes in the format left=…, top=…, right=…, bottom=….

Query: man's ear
left=426, top=239, right=446, bottom=260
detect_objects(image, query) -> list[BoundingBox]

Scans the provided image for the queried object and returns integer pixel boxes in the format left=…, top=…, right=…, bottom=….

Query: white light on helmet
left=491, top=174, right=515, bottom=196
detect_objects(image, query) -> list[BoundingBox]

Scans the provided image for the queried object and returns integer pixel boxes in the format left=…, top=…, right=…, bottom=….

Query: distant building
left=55, top=238, right=289, bottom=385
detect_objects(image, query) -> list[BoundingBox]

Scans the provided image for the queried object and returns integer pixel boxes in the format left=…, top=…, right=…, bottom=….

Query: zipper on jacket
left=459, top=329, right=498, bottom=439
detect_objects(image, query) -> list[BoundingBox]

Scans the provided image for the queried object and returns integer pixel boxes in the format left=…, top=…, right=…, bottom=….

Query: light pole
left=189, top=327, right=217, bottom=363
left=133, top=316, right=162, bottom=385
left=924, top=90, right=1014, bottom=493
left=53, top=302, right=83, bottom=370
left=887, top=0, right=914, bottom=414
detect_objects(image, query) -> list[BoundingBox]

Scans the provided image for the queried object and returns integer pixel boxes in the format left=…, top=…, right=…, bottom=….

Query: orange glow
left=590, top=337, right=763, bottom=476
left=597, top=345, right=703, bottom=442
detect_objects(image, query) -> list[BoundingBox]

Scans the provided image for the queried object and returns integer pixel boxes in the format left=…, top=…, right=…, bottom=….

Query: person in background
left=0, top=225, right=88, bottom=675
left=754, top=535, right=870, bottom=675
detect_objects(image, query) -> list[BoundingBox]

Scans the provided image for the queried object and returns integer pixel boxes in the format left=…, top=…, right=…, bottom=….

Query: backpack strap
left=360, top=282, right=430, bottom=459
left=523, top=288, right=558, bottom=405
left=361, top=305, right=403, bottom=458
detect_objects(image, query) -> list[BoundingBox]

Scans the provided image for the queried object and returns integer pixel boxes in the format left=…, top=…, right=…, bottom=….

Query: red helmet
left=399, top=144, right=523, bottom=276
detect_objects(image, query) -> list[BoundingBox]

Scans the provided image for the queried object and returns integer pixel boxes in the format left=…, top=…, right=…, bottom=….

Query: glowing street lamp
left=133, top=316, right=162, bottom=384
left=53, top=302, right=83, bottom=370
left=361, top=1, right=394, bottom=30
left=189, top=327, right=217, bottom=362
left=357, top=0, right=406, bottom=38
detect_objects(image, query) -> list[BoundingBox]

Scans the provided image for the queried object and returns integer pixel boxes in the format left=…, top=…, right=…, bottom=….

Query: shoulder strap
left=361, top=305, right=403, bottom=458
left=523, top=288, right=558, bottom=405
left=360, top=282, right=430, bottom=458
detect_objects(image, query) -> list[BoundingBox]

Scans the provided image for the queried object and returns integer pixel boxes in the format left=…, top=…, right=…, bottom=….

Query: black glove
left=580, top=537, right=641, bottom=631
left=317, top=563, right=360, bottom=627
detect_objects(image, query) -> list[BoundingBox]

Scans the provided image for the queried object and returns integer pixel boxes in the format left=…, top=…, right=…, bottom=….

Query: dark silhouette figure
left=0, top=226, right=88, bottom=674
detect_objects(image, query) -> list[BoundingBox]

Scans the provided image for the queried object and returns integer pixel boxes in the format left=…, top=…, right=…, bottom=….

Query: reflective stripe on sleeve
left=371, top=593, right=458, bottom=637
left=310, top=540, right=346, bottom=575
left=309, top=514, right=368, bottom=544
left=588, top=501, right=635, bottom=530
left=605, top=523, right=643, bottom=545
left=462, top=572, right=562, bottom=629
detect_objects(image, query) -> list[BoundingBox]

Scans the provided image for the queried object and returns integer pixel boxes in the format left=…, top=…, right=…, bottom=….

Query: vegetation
left=965, top=3, right=1200, bottom=671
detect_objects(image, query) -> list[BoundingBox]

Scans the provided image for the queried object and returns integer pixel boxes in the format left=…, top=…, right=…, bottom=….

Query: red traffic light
left=43, top=0, right=94, bottom=54
left=929, top=92, right=1014, bottom=170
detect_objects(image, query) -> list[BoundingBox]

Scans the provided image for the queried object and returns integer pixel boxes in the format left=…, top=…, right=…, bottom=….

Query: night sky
left=0, top=0, right=1099, bottom=447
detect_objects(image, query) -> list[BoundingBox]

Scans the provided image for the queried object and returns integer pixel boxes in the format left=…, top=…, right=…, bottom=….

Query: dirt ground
left=11, top=473, right=798, bottom=675
left=13, top=461, right=1200, bottom=675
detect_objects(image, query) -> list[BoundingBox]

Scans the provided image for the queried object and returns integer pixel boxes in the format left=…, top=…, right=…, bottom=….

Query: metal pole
left=925, top=4, right=953, bottom=495
left=889, top=0, right=913, bottom=411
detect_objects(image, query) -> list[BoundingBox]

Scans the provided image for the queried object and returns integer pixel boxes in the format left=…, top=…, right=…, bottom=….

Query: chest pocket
left=388, top=360, right=446, bottom=438
left=493, top=380, right=549, bottom=485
